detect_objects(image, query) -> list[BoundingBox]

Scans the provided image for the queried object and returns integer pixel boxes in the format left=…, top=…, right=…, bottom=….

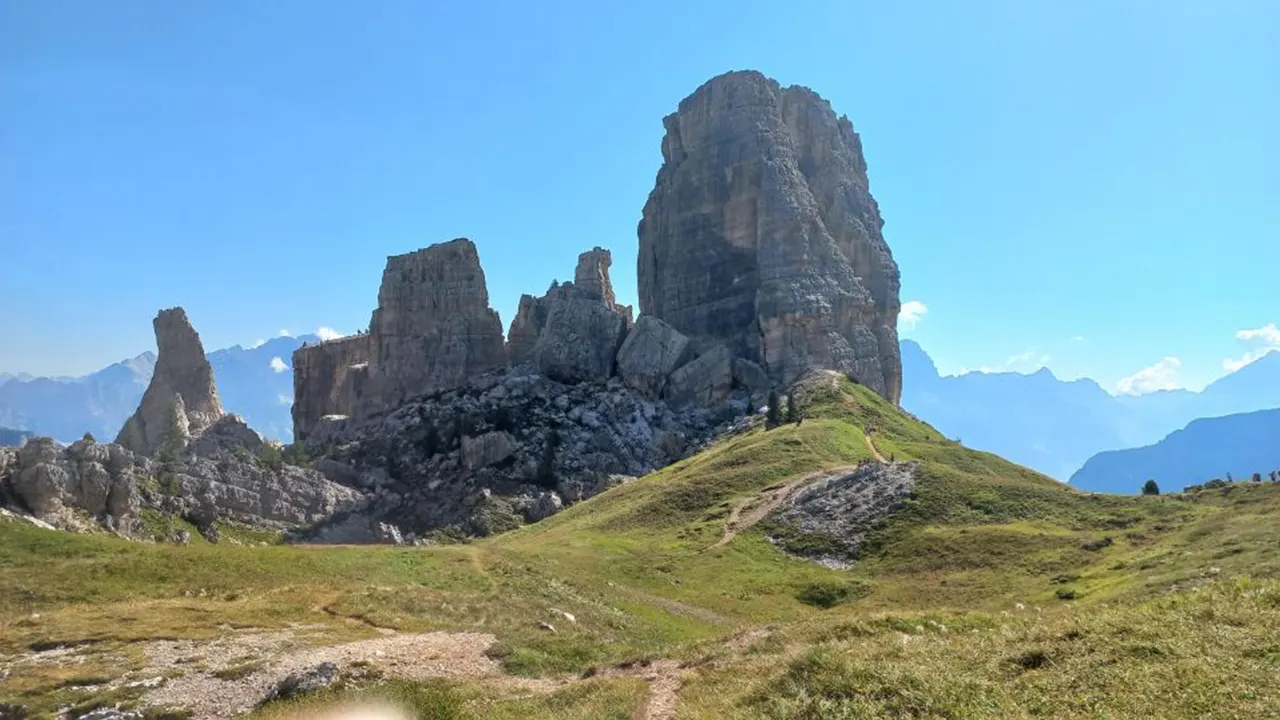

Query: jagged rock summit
left=638, top=70, right=903, bottom=403
left=116, top=307, right=225, bottom=455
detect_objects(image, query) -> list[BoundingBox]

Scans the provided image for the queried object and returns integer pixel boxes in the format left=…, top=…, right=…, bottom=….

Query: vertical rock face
left=637, top=70, right=902, bottom=403
left=292, top=238, right=510, bottom=440
left=291, top=334, right=372, bottom=444
left=505, top=294, right=550, bottom=366
left=364, top=238, right=507, bottom=413
left=116, top=308, right=225, bottom=455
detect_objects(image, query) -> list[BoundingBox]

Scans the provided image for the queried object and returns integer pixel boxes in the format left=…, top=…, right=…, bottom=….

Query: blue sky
left=2, top=1, right=1276, bottom=394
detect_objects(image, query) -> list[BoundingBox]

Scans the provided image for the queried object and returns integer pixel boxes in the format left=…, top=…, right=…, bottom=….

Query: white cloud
left=1223, top=323, right=1280, bottom=373
left=1115, top=356, right=1183, bottom=395
left=277, top=394, right=292, bottom=406
left=269, top=357, right=288, bottom=373
left=1071, top=335, right=1086, bottom=342
left=278, top=328, right=292, bottom=337
left=316, top=327, right=346, bottom=342
left=899, top=301, right=928, bottom=330
left=248, top=338, right=267, bottom=349
left=1237, top=323, right=1280, bottom=345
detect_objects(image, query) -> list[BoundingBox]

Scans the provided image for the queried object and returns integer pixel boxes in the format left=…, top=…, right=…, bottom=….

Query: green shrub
left=258, top=444, right=284, bottom=471
left=796, top=579, right=872, bottom=609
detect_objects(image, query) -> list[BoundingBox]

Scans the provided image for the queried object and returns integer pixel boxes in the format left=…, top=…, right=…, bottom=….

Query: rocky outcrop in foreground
left=638, top=70, right=903, bottom=402
left=2, top=308, right=361, bottom=538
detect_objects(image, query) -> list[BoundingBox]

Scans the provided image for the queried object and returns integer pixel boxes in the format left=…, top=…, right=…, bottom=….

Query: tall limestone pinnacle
left=364, top=238, right=507, bottom=413
left=116, top=307, right=225, bottom=455
left=637, top=70, right=903, bottom=403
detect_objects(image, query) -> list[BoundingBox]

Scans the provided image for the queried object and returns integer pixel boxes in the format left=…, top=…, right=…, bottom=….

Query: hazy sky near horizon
left=2, top=1, right=1276, bottom=393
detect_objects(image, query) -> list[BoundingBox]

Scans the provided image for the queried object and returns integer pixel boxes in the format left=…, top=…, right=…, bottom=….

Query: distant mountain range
left=1068, top=408, right=1280, bottom=494
left=0, top=427, right=36, bottom=447
left=901, top=340, right=1280, bottom=484
left=0, top=335, right=313, bottom=443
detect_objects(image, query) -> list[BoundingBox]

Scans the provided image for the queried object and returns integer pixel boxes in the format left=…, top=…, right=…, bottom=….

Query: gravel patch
left=766, top=461, right=920, bottom=568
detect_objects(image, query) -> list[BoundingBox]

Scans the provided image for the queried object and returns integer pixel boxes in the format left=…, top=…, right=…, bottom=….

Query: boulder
left=187, top=414, right=265, bottom=456
left=526, top=248, right=633, bottom=383
left=616, top=316, right=692, bottom=396
left=532, top=292, right=629, bottom=383
left=264, top=662, right=339, bottom=703
left=461, top=431, right=517, bottom=470
left=664, top=346, right=734, bottom=408
left=732, top=357, right=771, bottom=393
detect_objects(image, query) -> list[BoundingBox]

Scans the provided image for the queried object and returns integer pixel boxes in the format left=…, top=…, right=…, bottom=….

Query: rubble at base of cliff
left=294, top=367, right=757, bottom=541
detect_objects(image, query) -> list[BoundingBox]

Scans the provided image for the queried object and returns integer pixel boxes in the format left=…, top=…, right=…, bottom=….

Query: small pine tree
left=419, top=423, right=441, bottom=457
left=1141, top=479, right=1160, bottom=496
left=786, top=393, right=799, bottom=424
left=282, top=441, right=310, bottom=467
left=766, top=390, right=782, bottom=428
left=258, top=443, right=284, bottom=472
left=82, top=432, right=96, bottom=444
left=537, top=429, right=560, bottom=489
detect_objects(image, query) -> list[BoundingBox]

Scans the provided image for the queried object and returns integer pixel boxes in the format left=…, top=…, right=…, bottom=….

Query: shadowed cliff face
left=366, top=238, right=508, bottom=413
left=638, top=70, right=902, bottom=403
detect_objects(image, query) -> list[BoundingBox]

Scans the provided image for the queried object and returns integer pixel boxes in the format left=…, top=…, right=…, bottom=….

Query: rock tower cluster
left=295, top=244, right=648, bottom=442
left=293, top=72, right=902, bottom=446
left=4, top=70, right=905, bottom=542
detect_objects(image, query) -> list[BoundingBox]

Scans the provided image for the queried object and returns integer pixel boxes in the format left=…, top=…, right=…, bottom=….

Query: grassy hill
left=3, top=374, right=1279, bottom=718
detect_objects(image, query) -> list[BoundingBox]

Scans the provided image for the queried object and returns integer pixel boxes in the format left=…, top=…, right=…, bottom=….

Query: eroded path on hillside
left=713, top=464, right=862, bottom=548
left=864, top=429, right=887, bottom=463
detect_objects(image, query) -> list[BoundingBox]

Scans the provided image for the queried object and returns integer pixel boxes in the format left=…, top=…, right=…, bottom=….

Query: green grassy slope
left=3, top=374, right=1279, bottom=718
